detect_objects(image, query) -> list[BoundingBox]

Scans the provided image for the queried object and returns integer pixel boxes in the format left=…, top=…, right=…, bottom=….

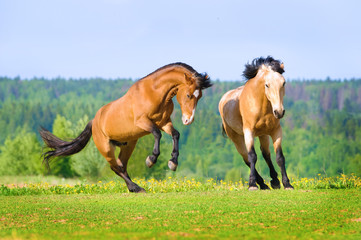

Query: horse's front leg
left=162, top=121, right=180, bottom=171
left=243, top=128, right=258, bottom=190
left=271, top=128, right=294, bottom=190
left=259, top=135, right=281, bottom=189
left=135, top=117, right=162, bottom=168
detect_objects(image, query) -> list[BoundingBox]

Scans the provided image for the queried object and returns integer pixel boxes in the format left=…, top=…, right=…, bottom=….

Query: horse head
left=176, top=72, right=211, bottom=125
left=262, top=63, right=286, bottom=119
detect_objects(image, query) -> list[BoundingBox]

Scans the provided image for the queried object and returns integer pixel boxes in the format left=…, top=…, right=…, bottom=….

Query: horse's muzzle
left=182, top=117, right=193, bottom=125
left=182, top=114, right=194, bottom=125
left=182, top=109, right=196, bottom=125
left=273, top=109, right=285, bottom=119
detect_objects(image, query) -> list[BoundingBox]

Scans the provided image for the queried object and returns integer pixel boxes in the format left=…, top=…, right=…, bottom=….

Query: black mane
left=143, top=62, right=212, bottom=89
left=196, top=71, right=212, bottom=90
left=242, top=56, right=284, bottom=81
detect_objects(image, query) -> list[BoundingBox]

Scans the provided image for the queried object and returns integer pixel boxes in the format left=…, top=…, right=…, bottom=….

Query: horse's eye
left=187, top=94, right=191, bottom=99
left=265, top=84, right=269, bottom=88
left=283, top=82, right=286, bottom=87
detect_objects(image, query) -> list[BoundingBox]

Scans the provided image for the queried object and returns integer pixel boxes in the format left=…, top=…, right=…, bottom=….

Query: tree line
left=0, top=76, right=360, bottom=180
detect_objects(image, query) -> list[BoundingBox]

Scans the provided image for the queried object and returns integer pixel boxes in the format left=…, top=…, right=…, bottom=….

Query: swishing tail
left=221, top=123, right=228, bottom=138
left=39, top=120, right=93, bottom=169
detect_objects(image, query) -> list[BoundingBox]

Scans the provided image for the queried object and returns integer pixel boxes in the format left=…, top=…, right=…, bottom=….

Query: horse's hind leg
left=93, top=129, right=145, bottom=193
left=259, top=135, right=281, bottom=189
left=115, top=140, right=145, bottom=193
left=224, top=125, right=269, bottom=190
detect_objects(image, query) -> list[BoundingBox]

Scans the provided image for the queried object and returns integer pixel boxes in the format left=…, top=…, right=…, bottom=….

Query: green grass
left=1, top=175, right=361, bottom=239
left=1, top=189, right=360, bottom=240
left=1, top=174, right=361, bottom=196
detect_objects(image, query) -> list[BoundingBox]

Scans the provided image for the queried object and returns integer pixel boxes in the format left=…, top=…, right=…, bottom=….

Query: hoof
left=145, top=156, right=154, bottom=168
left=136, top=188, right=146, bottom=193
left=168, top=161, right=177, bottom=171
left=129, top=185, right=146, bottom=193
left=248, top=186, right=258, bottom=191
left=284, top=182, right=294, bottom=190
left=260, top=184, right=270, bottom=190
left=271, top=180, right=281, bottom=189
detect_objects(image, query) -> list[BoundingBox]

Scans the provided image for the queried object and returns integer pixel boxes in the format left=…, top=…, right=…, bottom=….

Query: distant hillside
left=0, top=77, right=360, bottom=179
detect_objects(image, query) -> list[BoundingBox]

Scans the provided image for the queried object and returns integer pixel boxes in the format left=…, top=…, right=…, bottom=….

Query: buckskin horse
left=40, top=62, right=212, bottom=193
left=219, top=56, right=293, bottom=190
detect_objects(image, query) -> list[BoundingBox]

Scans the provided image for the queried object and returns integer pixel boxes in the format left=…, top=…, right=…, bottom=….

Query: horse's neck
left=160, top=68, right=191, bottom=87
left=147, top=70, right=187, bottom=101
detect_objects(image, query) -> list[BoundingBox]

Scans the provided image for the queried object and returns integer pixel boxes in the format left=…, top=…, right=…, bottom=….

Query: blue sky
left=1, top=0, right=360, bottom=81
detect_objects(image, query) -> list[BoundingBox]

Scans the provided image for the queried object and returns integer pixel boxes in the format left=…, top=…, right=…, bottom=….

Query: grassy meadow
left=0, top=175, right=361, bottom=239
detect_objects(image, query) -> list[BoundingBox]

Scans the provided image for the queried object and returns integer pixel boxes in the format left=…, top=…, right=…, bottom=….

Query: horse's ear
left=184, top=73, right=193, bottom=85
left=261, top=64, right=270, bottom=72
left=280, top=62, right=285, bottom=70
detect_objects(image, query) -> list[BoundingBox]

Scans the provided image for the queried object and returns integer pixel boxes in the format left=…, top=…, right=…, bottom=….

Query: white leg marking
left=243, top=128, right=254, bottom=152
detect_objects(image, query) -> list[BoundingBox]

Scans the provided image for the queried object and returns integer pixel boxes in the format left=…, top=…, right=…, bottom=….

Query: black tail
left=39, top=120, right=93, bottom=169
left=221, top=123, right=228, bottom=138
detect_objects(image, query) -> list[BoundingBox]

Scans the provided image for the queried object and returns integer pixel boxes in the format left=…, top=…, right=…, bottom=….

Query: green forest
left=0, top=76, right=360, bottom=181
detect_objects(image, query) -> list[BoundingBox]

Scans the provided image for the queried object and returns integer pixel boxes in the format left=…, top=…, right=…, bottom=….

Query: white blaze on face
left=182, top=109, right=196, bottom=125
left=181, top=89, right=199, bottom=125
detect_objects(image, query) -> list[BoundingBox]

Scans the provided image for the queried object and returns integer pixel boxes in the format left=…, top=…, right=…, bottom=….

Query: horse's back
left=92, top=77, right=174, bottom=142
left=93, top=96, right=147, bottom=142
left=219, top=86, right=244, bottom=108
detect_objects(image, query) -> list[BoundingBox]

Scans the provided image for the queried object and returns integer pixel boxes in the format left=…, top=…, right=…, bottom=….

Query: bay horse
left=40, top=62, right=212, bottom=193
left=219, top=56, right=293, bottom=190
